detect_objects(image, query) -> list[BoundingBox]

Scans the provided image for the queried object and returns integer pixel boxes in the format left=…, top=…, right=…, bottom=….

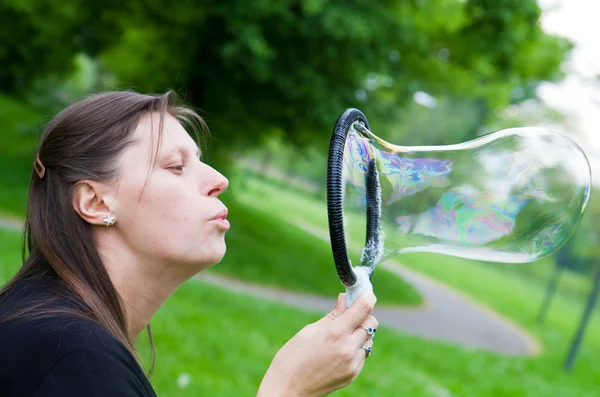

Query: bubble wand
left=327, top=109, right=592, bottom=306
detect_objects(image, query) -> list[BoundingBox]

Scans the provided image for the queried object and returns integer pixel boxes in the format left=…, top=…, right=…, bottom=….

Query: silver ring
left=362, top=344, right=372, bottom=357
left=360, top=326, right=376, bottom=340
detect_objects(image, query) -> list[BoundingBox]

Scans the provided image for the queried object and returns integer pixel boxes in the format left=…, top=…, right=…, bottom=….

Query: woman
left=0, top=91, right=378, bottom=396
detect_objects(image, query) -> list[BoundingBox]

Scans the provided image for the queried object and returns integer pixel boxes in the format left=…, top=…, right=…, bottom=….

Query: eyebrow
left=171, top=147, right=201, bottom=157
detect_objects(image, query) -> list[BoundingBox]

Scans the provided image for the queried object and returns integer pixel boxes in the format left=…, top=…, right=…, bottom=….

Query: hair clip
left=34, top=155, right=46, bottom=179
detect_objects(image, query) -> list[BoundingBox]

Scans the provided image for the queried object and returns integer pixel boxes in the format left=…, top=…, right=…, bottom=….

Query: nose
left=205, top=166, right=229, bottom=197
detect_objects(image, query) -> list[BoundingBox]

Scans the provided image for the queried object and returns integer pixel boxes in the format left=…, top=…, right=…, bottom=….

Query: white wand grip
left=345, top=266, right=374, bottom=307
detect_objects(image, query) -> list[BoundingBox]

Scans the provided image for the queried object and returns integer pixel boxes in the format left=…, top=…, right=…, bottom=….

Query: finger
left=358, top=339, right=373, bottom=360
left=351, top=316, right=379, bottom=342
left=325, top=293, right=347, bottom=321
left=339, top=292, right=376, bottom=331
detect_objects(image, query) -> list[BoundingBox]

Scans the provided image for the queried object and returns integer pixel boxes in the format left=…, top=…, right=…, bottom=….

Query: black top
left=0, top=278, right=157, bottom=396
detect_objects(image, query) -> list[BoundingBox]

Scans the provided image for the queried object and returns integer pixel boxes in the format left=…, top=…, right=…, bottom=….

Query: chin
left=204, top=252, right=226, bottom=268
left=178, top=237, right=226, bottom=273
left=198, top=243, right=227, bottom=269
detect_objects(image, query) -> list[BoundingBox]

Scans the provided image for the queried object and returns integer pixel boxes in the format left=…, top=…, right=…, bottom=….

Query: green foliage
left=565, top=192, right=600, bottom=273
left=0, top=0, right=121, bottom=95
left=0, top=95, right=42, bottom=216
left=98, top=0, right=570, bottom=144
left=452, top=0, right=572, bottom=107
left=25, top=54, right=117, bottom=114
left=0, top=0, right=571, bottom=147
left=379, top=96, right=488, bottom=144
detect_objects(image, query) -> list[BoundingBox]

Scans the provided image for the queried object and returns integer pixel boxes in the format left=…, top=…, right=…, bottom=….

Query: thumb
left=327, top=293, right=347, bottom=320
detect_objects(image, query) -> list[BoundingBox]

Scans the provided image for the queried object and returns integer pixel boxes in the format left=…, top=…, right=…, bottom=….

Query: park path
left=0, top=214, right=540, bottom=356
left=203, top=218, right=541, bottom=356
left=0, top=215, right=23, bottom=231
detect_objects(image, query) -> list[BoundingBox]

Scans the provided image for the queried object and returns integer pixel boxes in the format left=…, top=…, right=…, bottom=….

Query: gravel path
left=218, top=218, right=541, bottom=356
left=0, top=216, right=23, bottom=232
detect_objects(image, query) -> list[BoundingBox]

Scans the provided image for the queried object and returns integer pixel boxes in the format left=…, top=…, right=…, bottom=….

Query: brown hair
left=0, top=90, right=206, bottom=374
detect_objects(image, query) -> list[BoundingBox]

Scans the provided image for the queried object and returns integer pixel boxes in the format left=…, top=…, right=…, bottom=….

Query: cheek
left=123, top=179, right=198, bottom=222
left=122, top=185, right=210, bottom=242
left=116, top=175, right=223, bottom=262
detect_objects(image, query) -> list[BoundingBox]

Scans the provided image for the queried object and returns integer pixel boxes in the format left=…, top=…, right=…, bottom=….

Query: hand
left=257, top=292, right=378, bottom=397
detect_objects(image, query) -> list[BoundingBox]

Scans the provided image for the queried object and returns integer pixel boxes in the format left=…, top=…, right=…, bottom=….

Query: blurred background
left=1, top=0, right=600, bottom=395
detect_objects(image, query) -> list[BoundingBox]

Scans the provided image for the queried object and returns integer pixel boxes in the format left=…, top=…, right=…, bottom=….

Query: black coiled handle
left=327, top=108, right=377, bottom=287
left=361, top=159, right=381, bottom=271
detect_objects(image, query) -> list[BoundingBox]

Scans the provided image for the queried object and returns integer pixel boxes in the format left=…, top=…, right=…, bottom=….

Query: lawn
left=237, top=173, right=594, bottom=303
left=1, top=228, right=600, bottom=396
left=212, top=193, right=422, bottom=306
left=231, top=174, right=600, bottom=386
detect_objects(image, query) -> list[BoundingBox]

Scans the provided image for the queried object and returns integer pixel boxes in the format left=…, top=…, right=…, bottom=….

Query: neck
left=95, top=234, right=187, bottom=340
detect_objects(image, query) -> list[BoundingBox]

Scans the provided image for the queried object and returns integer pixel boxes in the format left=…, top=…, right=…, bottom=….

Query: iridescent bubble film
left=341, top=123, right=591, bottom=264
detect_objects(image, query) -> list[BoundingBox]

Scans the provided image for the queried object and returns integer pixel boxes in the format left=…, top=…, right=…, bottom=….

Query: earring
left=103, top=213, right=116, bottom=227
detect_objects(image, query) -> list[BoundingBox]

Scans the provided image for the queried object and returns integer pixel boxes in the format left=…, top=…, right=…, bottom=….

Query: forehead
left=133, top=112, right=200, bottom=156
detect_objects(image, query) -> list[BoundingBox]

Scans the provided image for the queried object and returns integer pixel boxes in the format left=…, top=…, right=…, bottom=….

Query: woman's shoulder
left=0, top=278, right=119, bottom=352
left=0, top=305, right=124, bottom=356
left=0, top=279, right=152, bottom=396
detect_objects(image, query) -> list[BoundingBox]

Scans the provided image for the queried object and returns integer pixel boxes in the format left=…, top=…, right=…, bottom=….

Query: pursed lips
left=210, top=208, right=230, bottom=231
left=212, top=208, right=228, bottom=221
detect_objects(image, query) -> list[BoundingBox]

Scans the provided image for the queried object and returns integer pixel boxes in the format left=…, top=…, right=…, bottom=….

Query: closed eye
left=168, top=165, right=184, bottom=172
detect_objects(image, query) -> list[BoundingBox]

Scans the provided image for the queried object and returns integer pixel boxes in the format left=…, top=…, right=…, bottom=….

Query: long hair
left=0, top=90, right=206, bottom=374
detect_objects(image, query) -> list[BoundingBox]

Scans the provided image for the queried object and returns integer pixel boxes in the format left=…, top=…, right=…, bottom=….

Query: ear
left=72, top=181, right=116, bottom=227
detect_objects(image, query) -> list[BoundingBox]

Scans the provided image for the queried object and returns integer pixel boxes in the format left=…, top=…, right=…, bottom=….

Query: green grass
left=236, top=174, right=598, bottom=324
left=146, top=278, right=600, bottom=397
left=212, top=194, right=422, bottom=306
left=2, top=228, right=600, bottom=396
left=0, top=230, right=22, bottom=281
left=475, top=259, right=593, bottom=303
left=239, top=174, right=597, bottom=326
left=237, top=173, right=594, bottom=301
left=228, top=174, right=600, bottom=386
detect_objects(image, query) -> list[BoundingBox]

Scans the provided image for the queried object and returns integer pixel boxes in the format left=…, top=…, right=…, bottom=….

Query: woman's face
left=111, top=112, right=229, bottom=273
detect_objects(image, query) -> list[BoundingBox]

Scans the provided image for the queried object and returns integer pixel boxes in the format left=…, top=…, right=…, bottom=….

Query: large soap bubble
left=326, top=109, right=591, bottom=302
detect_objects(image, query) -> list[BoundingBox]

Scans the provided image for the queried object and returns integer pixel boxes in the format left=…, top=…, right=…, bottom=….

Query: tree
left=1, top=0, right=572, bottom=147
left=0, top=0, right=121, bottom=94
